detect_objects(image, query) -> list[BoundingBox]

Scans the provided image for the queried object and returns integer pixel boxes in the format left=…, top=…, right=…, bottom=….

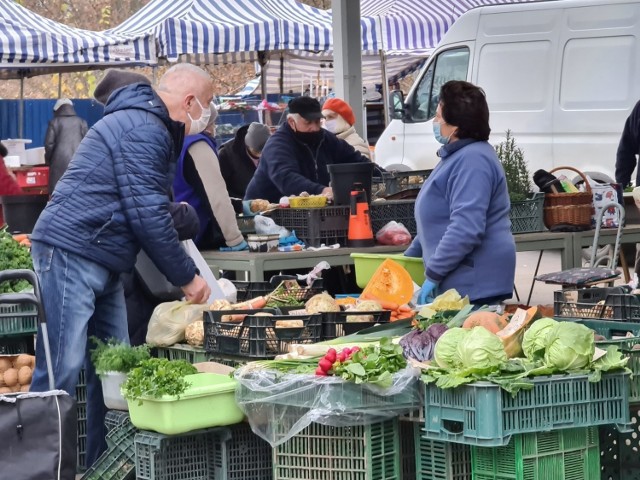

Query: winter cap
left=94, top=69, right=151, bottom=105
left=53, top=98, right=72, bottom=112
left=322, top=98, right=355, bottom=126
left=288, top=96, right=323, bottom=121
left=244, top=122, right=271, bottom=152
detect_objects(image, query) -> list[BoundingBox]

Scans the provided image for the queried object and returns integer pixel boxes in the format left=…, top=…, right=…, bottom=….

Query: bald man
left=29, top=64, right=212, bottom=467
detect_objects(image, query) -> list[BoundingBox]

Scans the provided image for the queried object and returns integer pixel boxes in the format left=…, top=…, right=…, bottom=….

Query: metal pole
left=379, top=50, right=389, bottom=127
left=18, top=76, right=24, bottom=139
left=279, top=52, right=284, bottom=97
left=57, top=73, right=62, bottom=98
left=258, top=51, right=268, bottom=100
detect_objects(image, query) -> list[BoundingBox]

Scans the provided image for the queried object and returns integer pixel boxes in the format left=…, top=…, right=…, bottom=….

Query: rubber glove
left=242, top=200, right=253, bottom=216
left=220, top=239, right=249, bottom=252
left=417, top=279, right=438, bottom=305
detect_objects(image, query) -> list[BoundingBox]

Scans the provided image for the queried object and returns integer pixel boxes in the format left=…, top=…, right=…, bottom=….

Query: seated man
left=245, top=96, right=369, bottom=203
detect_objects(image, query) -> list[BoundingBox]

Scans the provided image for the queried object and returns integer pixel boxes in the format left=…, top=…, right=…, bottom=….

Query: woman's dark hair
left=0, top=142, right=7, bottom=158
left=439, top=81, right=491, bottom=141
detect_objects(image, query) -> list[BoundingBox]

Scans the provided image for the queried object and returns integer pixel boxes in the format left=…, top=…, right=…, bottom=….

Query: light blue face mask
left=432, top=121, right=450, bottom=145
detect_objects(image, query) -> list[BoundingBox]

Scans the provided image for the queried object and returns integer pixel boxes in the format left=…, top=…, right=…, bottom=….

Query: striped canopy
left=0, top=0, right=155, bottom=79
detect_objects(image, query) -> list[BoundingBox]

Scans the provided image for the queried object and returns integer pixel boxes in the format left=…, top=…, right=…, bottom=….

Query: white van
left=375, top=0, right=640, bottom=183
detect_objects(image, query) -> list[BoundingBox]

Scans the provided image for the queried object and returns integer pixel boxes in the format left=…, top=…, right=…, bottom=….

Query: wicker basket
left=543, top=166, right=594, bottom=229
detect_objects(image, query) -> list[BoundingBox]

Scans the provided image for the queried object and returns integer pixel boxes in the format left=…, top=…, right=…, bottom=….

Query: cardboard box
left=23, top=147, right=45, bottom=166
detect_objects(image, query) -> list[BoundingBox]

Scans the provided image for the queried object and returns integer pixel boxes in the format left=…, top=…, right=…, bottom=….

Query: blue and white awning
left=0, top=0, right=155, bottom=78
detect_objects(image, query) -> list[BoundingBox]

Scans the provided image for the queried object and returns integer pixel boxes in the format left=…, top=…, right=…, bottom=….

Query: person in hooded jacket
left=44, top=98, right=88, bottom=193
left=321, top=98, right=371, bottom=159
left=245, top=96, right=368, bottom=203
left=29, top=65, right=212, bottom=468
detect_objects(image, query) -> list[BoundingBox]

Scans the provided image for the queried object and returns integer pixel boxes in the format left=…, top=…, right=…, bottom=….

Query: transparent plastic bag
left=145, top=300, right=210, bottom=347
left=375, top=221, right=412, bottom=246
left=234, top=365, right=422, bottom=446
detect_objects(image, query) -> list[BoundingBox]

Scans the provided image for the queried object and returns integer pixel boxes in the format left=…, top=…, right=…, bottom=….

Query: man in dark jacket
left=218, top=122, right=271, bottom=200
left=44, top=98, right=88, bottom=193
left=244, top=97, right=368, bottom=202
left=615, top=99, right=640, bottom=188
left=29, top=64, right=212, bottom=468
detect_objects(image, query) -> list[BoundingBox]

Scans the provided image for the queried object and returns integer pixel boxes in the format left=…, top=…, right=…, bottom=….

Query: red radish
left=325, top=348, right=337, bottom=363
left=315, top=367, right=327, bottom=376
left=342, top=347, right=352, bottom=356
left=318, top=358, right=333, bottom=372
left=337, top=351, right=347, bottom=363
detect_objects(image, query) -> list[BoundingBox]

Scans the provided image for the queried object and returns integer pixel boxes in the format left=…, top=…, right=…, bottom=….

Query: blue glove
left=242, top=200, right=253, bottom=216
left=220, top=239, right=249, bottom=252
left=417, top=279, right=438, bottom=305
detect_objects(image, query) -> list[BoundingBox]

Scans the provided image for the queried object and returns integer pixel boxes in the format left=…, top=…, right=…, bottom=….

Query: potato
left=18, top=366, right=32, bottom=385
left=0, top=373, right=5, bottom=387
left=0, top=387, right=11, bottom=394
left=20, top=385, right=30, bottom=392
left=0, top=358, right=12, bottom=373
left=3, top=368, right=18, bottom=387
left=14, top=354, right=32, bottom=369
left=11, top=385, right=20, bottom=392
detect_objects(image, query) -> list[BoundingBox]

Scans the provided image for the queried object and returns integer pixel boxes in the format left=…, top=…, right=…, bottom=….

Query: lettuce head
left=522, top=318, right=558, bottom=360
left=544, top=322, right=594, bottom=371
left=434, top=328, right=469, bottom=369
left=456, top=326, right=507, bottom=374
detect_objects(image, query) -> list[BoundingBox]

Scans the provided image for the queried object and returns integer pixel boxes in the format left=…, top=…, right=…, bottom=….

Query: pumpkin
left=360, top=259, right=414, bottom=306
left=496, top=306, right=539, bottom=358
left=462, top=311, right=509, bottom=333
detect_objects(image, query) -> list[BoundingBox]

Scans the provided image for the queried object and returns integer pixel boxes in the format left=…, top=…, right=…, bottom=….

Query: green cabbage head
left=522, top=317, right=558, bottom=360
left=544, top=322, right=594, bottom=371
left=434, top=327, right=470, bottom=369
left=456, top=326, right=507, bottom=374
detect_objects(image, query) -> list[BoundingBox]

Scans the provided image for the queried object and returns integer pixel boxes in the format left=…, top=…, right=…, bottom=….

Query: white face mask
left=323, top=116, right=350, bottom=134
left=187, top=97, right=211, bottom=135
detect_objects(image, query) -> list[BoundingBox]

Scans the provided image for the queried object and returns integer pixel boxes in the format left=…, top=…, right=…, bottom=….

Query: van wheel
left=571, top=171, right=615, bottom=185
left=384, top=164, right=412, bottom=173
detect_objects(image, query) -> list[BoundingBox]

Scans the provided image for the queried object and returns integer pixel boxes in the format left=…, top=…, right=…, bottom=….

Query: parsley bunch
left=90, top=337, right=150, bottom=377
left=122, top=358, right=198, bottom=403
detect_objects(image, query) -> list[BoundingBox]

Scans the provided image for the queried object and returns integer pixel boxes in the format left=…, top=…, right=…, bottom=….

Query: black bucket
left=327, top=162, right=375, bottom=205
left=1, top=194, right=48, bottom=233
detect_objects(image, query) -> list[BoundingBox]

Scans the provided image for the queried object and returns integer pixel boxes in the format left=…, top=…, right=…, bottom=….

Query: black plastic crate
left=233, top=278, right=323, bottom=304
left=204, top=309, right=322, bottom=359
left=322, top=309, right=391, bottom=340
left=0, top=335, right=34, bottom=354
left=269, top=206, right=350, bottom=247
left=369, top=200, right=416, bottom=236
left=377, top=170, right=431, bottom=195
left=553, top=287, right=638, bottom=321
left=600, top=404, right=640, bottom=480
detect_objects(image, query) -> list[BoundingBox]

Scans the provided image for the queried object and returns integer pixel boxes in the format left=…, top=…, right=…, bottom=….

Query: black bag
left=0, top=392, right=77, bottom=480
left=135, top=250, right=184, bottom=302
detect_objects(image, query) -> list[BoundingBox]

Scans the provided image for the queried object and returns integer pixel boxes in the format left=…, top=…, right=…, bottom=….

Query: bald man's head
left=156, top=64, right=214, bottom=133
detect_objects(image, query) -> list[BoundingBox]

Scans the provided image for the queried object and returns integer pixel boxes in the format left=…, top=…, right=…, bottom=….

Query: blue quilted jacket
left=31, top=83, right=197, bottom=287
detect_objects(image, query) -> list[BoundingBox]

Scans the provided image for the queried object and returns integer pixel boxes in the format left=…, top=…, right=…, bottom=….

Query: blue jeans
left=29, top=241, right=129, bottom=468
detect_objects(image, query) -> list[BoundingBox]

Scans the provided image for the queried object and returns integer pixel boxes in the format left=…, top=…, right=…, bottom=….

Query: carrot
left=231, top=296, right=267, bottom=310
left=12, top=234, right=28, bottom=242
left=379, top=300, right=400, bottom=311
left=397, top=304, right=413, bottom=313
left=19, top=239, right=31, bottom=247
left=221, top=313, right=247, bottom=323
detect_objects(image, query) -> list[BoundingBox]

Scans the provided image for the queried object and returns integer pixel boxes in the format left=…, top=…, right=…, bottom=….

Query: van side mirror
left=390, top=90, right=405, bottom=120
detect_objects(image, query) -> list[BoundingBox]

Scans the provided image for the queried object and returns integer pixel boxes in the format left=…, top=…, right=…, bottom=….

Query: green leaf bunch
left=122, top=358, right=198, bottom=403
left=90, top=337, right=150, bottom=376
left=0, top=227, right=33, bottom=293
left=495, top=130, right=532, bottom=203
left=333, top=337, right=407, bottom=388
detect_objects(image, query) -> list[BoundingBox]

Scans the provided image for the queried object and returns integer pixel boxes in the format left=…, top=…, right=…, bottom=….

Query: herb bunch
left=0, top=227, right=33, bottom=293
left=90, top=337, right=150, bottom=376
left=122, top=358, right=197, bottom=403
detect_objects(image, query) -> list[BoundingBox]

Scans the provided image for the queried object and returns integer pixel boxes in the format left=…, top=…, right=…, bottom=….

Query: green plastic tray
left=273, top=419, right=400, bottom=480
left=472, top=427, right=600, bottom=480
left=351, top=253, right=424, bottom=288
left=600, top=404, right=640, bottom=480
left=423, top=372, right=630, bottom=447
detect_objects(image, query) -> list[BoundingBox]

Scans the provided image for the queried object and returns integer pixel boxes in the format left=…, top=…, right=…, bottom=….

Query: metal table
left=201, top=245, right=404, bottom=281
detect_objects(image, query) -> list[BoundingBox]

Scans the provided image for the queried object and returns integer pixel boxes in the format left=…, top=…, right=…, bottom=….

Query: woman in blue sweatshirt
left=405, top=81, right=516, bottom=305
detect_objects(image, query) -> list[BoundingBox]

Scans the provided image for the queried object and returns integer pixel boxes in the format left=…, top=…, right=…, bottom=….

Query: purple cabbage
left=399, top=323, right=449, bottom=362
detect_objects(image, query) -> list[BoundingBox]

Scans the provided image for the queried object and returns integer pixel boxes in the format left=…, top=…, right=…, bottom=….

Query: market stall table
left=201, top=245, right=404, bottom=281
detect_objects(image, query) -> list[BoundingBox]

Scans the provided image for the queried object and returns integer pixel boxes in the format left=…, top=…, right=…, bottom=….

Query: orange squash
left=462, top=311, right=509, bottom=334
left=496, top=306, right=540, bottom=358
left=360, top=259, right=414, bottom=306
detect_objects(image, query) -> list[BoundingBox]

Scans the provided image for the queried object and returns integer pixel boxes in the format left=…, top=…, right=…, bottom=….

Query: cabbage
left=456, top=326, right=507, bottom=374
left=522, top=318, right=558, bottom=360
left=544, top=322, right=594, bottom=371
left=434, top=328, right=470, bottom=369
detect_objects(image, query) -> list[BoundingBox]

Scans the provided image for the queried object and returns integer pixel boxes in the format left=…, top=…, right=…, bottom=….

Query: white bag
left=182, top=240, right=226, bottom=303
left=146, top=300, right=210, bottom=346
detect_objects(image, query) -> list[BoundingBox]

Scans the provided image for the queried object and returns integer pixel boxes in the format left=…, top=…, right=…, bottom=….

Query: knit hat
left=322, top=98, right=355, bottom=126
left=94, top=70, right=151, bottom=105
left=244, top=122, right=271, bottom=152
left=53, top=98, right=72, bottom=112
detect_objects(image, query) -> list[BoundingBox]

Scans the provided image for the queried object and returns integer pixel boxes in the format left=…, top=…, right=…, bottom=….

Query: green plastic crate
left=214, top=422, right=272, bottom=480
left=415, top=422, right=471, bottom=480
left=0, top=303, right=37, bottom=336
left=273, top=419, right=400, bottom=480
left=422, top=372, right=630, bottom=446
left=400, top=419, right=417, bottom=480
left=472, top=427, right=600, bottom=480
left=600, top=404, right=640, bottom=480
left=81, top=420, right=137, bottom=480
left=105, top=410, right=131, bottom=434
left=76, top=369, right=87, bottom=470
left=154, top=344, right=211, bottom=364
left=351, top=253, right=424, bottom=288
left=509, top=192, right=544, bottom=234
left=135, top=429, right=217, bottom=480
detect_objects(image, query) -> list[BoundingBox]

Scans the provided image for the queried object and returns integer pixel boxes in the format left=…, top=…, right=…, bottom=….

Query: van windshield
left=409, top=47, right=470, bottom=122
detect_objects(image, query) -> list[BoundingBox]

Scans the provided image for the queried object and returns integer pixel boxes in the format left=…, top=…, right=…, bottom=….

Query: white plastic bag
left=146, top=300, right=210, bottom=346
left=375, top=221, right=412, bottom=246
left=182, top=240, right=226, bottom=303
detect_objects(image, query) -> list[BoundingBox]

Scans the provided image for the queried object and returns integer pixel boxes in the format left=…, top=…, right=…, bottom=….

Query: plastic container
left=552, top=286, right=632, bottom=320
left=101, top=371, right=128, bottom=411
left=268, top=206, right=350, bottom=247
left=126, top=373, right=244, bottom=435
left=105, top=410, right=130, bottom=433
left=327, top=162, right=375, bottom=206
left=215, top=422, right=273, bottom=480
left=471, top=427, right=599, bottom=480
left=0, top=336, right=34, bottom=354
left=369, top=200, right=417, bottom=236
left=154, top=344, right=211, bottom=364
left=378, top=169, right=432, bottom=196
left=0, top=194, right=48, bottom=234
left=247, top=234, right=280, bottom=252
left=399, top=419, right=417, bottom=480
left=509, top=192, right=545, bottom=234
left=351, top=253, right=424, bottom=287
left=414, top=421, right=471, bottom=480
left=77, top=368, right=87, bottom=469
left=322, top=309, right=391, bottom=340
left=15, top=167, right=49, bottom=189
left=0, top=303, right=37, bottom=337
left=204, top=310, right=322, bottom=359
left=289, top=196, right=327, bottom=208
left=82, top=420, right=137, bottom=480
left=233, top=278, right=323, bottom=303
left=422, top=372, right=630, bottom=446
left=600, top=404, right=640, bottom=480
left=273, top=419, right=399, bottom=480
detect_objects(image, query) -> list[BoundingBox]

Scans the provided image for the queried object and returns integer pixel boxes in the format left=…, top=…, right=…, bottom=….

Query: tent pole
left=379, top=50, right=389, bottom=127
left=19, top=76, right=24, bottom=139
left=279, top=51, right=284, bottom=97
left=58, top=73, right=62, bottom=98
left=258, top=51, right=268, bottom=100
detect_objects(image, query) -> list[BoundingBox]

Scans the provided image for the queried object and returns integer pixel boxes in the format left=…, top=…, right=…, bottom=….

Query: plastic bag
left=254, top=215, right=290, bottom=239
left=146, top=300, right=210, bottom=347
left=217, top=277, right=237, bottom=303
left=375, top=221, right=412, bottom=246
left=182, top=239, right=226, bottom=303
left=234, top=366, right=422, bottom=447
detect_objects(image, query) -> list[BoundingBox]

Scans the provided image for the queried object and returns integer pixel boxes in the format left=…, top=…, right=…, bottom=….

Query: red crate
left=15, top=167, right=49, bottom=188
